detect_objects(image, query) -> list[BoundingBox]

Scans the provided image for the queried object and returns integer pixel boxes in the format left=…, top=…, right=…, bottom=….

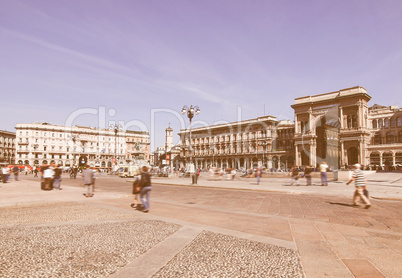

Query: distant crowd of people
left=0, top=159, right=383, bottom=211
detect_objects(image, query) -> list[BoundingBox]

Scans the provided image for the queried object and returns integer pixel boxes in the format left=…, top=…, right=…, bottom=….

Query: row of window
left=372, top=117, right=402, bottom=128
left=19, top=131, right=148, bottom=142
left=373, top=132, right=402, bottom=144
left=18, top=160, right=118, bottom=167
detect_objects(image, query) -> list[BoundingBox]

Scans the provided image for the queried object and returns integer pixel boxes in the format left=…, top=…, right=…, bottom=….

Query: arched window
left=378, top=119, right=384, bottom=128
left=372, top=119, right=377, bottom=128
left=391, top=118, right=396, bottom=127
left=397, top=117, right=402, bottom=127
left=385, top=118, right=390, bottom=128
left=370, top=153, right=380, bottom=165
left=386, top=132, right=395, bottom=144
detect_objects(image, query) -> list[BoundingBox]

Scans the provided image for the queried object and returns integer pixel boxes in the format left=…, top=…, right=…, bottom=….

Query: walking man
left=319, top=161, right=328, bottom=186
left=82, top=165, right=94, bottom=197
left=346, top=163, right=371, bottom=209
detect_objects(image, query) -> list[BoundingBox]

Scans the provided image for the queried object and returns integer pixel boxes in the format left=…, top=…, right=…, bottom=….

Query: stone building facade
left=178, top=116, right=295, bottom=170
left=368, top=104, right=402, bottom=167
left=292, top=86, right=402, bottom=169
left=0, top=130, right=16, bottom=165
left=15, top=123, right=150, bottom=168
left=179, top=86, right=402, bottom=170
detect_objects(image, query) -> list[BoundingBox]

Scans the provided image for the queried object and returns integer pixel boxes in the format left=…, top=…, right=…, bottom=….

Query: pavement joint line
left=109, top=226, right=202, bottom=278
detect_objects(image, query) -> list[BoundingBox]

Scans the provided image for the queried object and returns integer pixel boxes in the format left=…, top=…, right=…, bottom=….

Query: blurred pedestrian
left=2, top=165, right=9, bottom=183
left=40, top=162, right=48, bottom=190
left=319, top=161, right=328, bottom=186
left=13, top=165, right=19, bottom=181
left=290, top=165, right=299, bottom=186
left=219, top=168, right=224, bottom=180
left=42, top=161, right=56, bottom=190
left=53, top=164, right=62, bottom=190
left=139, top=166, right=152, bottom=212
left=346, top=163, right=371, bottom=209
left=82, top=165, right=95, bottom=197
left=256, top=167, right=262, bottom=185
left=304, top=166, right=313, bottom=186
left=231, top=168, right=236, bottom=180
left=130, top=175, right=141, bottom=209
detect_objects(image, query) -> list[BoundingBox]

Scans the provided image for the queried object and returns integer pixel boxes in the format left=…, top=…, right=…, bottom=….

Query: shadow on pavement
left=327, top=202, right=355, bottom=207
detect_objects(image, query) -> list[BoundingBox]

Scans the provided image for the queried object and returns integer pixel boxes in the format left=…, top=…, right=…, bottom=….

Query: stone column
left=339, top=107, right=344, bottom=129
left=379, top=151, right=383, bottom=167
left=340, top=141, right=345, bottom=167
left=267, top=156, right=272, bottom=170
left=309, top=143, right=314, bottom=166
left=359, top=139, right=364, bottom=165
left=393, top=151, right=396, bottom=166
left=308, top=108, right=313, bottom=133
left=295, top=144, right=300, bottom=166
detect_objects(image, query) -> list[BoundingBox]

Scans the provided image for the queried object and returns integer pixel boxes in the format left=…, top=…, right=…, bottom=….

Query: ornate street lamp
left=69, top=134, right=79, bottom=166
left=259, top=141, right=268, bottom=168
left=110, top=124, right=122, bottom=171
left=182, top=105, right=200, bottom=183
left=210, top=144, right=216, bottom=167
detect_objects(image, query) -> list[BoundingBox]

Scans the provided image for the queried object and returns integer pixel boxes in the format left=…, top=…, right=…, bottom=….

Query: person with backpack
left=139, top=166, right=152, bottom=213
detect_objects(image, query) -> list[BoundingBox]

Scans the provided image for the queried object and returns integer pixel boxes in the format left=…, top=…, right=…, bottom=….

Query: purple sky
left=1, top=0, right=401, bottom=150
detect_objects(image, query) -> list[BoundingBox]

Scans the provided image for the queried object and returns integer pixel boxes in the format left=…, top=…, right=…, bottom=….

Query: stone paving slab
left=0, top=202, right=181, bottom=278
left=110, top=226, right=202, bottom=278
left=151, top=173, right=402, bottom=201
left=153, top=230, right=304, bottom=278
left=1, top=176, right=401, bottom=277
